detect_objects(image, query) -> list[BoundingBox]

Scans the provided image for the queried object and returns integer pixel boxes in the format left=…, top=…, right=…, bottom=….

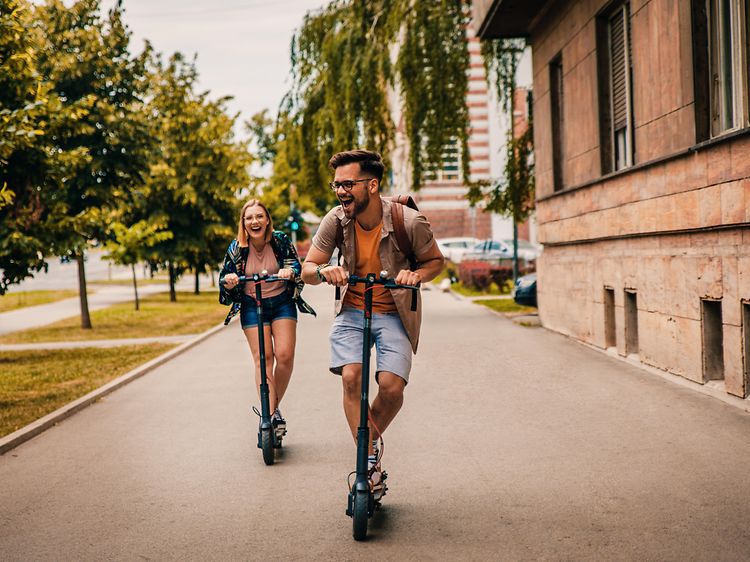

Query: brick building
left=476, top=0, right=750, bottom=397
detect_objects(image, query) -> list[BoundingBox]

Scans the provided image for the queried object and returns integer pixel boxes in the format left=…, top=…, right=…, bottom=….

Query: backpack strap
left=388, top=193, right=419, bottom=211
left=390, top=201, right=418, bottom=271
left=334, top=218, right=344, bottom=301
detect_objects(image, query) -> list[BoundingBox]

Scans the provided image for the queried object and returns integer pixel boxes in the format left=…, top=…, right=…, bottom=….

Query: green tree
left=144, top=53, right=251, bottom=300
left=0, top=0, right=87, bottom=294
left=468, top=38, right=534, bottom=282
left=33, top=0, right=152, bottom=327
left=268, top=0, right=471, bottom=216
left=102, top=219, right=172, bottom=310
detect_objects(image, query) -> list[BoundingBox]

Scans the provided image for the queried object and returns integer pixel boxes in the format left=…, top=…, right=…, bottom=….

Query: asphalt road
left=1, top=284, right=750, bottom=560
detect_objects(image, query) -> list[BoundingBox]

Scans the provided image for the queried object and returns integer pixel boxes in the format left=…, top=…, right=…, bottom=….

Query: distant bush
left=458, top=260, right=534, bottom=292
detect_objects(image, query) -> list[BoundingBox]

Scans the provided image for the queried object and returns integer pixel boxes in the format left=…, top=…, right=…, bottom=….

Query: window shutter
left=609, top=8, right=629, bottom=130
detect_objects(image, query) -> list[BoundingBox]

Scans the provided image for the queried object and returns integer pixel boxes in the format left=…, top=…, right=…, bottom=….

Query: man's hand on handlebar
left=318, top=264, right=349, bottom=286
left=395, top=269, right=422, bottom=287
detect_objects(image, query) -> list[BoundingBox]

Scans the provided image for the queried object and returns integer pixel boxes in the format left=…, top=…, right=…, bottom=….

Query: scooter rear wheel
left=352, top=489, right=369, bottom=541
left=261, top=427, right=274, bottom=465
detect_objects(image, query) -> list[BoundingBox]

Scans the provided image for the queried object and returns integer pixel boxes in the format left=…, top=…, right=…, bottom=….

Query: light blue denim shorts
left=329, top=307, right=413, bottom=383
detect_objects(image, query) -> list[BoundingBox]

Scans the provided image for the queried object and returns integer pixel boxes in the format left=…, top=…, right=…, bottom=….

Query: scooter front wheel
left=352, top=489, right=369, bottom=541
left=260, top=427, right=275, bottom=465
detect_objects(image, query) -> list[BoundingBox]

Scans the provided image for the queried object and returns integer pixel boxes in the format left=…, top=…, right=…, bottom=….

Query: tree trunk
left=168, top=262, right=177, bottom=302
left=194, top=267, right=200, bottom=295
left=77, top=251, right=92, bottom=329
left=210, top=269, right=216, bottom=287
left=131, top=263, right=140, bottom=311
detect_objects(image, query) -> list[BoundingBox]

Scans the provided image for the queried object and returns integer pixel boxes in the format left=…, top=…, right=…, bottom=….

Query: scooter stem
left=254, top=274, right=272, bottom=426
left=356, top=275, right=374, bottom=482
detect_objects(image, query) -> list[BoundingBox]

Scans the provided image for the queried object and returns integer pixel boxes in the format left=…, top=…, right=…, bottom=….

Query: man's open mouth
left=339, top=197, right=353, bottom=210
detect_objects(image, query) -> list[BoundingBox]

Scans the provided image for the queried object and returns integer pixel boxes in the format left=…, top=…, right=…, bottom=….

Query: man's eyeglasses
left=328, top=178, right=374, bottom=191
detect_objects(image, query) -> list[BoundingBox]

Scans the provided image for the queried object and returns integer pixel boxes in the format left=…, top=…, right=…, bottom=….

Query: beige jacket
left=312, top=196, right=436, bottom=353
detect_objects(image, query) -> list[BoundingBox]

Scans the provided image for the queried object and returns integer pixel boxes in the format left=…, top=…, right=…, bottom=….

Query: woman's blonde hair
left=237, top=199, right=273, bottom=247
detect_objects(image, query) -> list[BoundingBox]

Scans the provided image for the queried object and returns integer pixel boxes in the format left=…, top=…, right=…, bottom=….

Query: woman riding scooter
left=219, top=198, right=315, bottom=437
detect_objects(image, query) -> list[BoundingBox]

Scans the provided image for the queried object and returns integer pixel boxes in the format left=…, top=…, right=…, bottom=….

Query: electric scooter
left=345, top=271, right=419, bottom=541
left=224, top=270, right=287, bottom=466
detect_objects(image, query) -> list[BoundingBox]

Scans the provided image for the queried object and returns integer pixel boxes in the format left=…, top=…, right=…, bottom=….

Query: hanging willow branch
left=397, top=0, right=471, bottom=189
left=468, top=37, right=535, bottom=224
left=276, top=0, right=474, bottom=211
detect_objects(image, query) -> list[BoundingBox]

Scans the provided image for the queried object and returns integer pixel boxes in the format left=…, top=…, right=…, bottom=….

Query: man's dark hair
left=328, top=149, right=385, bottom=184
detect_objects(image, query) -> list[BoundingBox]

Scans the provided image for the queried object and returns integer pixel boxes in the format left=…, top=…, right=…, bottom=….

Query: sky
left=102, top=0, right=330, bottom=130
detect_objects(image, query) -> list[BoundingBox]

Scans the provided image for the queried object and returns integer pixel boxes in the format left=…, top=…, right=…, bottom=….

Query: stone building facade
left=476, top=0, right=750, bottom=398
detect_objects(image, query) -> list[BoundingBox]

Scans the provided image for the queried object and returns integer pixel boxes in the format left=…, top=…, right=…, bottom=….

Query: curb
left=0, top=320, right=231, bottom=455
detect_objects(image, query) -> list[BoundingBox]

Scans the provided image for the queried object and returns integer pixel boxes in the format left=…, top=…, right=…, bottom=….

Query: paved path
left=1, top=284, right=750, bottom=560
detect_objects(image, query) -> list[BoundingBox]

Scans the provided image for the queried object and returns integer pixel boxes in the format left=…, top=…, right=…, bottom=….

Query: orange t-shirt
left=343, top=220, right=398, bottom=313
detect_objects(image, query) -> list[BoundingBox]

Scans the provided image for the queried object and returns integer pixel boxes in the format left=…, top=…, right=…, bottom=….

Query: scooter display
left=223, top=271, right=287, bottom=465
left=345, top=271, right=419, bottom=541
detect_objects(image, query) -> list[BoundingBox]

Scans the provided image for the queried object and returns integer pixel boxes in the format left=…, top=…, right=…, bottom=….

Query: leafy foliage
left=396, top=0, right=471, bottom=188
left=259, top=0, right=473, bottom=215
left=142, top=53, right=251, bottom=299
left=469, top=38, right=535, bottom=224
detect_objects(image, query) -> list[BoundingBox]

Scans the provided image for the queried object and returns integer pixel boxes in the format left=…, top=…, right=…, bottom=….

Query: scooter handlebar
left=348, top=272, right=420, bottom=311
left=221, top=270, right=289, bottom=286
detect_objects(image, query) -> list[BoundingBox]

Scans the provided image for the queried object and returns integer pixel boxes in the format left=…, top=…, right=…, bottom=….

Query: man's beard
left=342, top=190, right=370, bottom=218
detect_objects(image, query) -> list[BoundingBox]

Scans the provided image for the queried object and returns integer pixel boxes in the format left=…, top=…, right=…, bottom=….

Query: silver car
left=436, top=237, right=480, bottom=263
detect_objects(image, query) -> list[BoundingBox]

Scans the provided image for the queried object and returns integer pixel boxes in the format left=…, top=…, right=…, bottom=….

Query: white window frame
left=708, top=0, right=749, bottom=136
left=425, top=138, right=461, bottom=182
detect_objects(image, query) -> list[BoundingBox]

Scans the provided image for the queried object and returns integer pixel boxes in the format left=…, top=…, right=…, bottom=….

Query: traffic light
left=287, top=209, right=303, bottom=232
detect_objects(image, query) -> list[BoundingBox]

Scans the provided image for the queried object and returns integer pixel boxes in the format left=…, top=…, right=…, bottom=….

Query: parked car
left=501, top=239, right=541, bottom=262
left=436, top=236, right=479, bottom=263
left=463, top=239, right=512, bottom=262
left=512, top=273, right=537, bottom=307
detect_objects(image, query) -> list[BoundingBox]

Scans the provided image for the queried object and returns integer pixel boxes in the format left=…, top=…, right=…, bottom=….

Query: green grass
left=0, top=290, right=78, bottom=313
left=476, top=298, right=537, bottom=315
left=0, top=291, right=226, bottom=344
left=451, top=281, right=505, bottom=297
left=0, top=344, right=175, bottom=438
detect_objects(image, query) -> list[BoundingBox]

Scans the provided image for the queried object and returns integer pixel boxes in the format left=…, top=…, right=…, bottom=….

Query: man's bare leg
left=369, top=371, right=405, bottom=441
left=341, top=366, right=404, bottom=450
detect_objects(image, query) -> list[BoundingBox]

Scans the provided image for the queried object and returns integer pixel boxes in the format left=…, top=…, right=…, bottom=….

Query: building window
left=701, top=299, right=724, bottom=381
left=742, top=301, right=750, bottom=397
left=549, top=53, right=564, bottom=191
left=425, top=138, right=460, bottom=182
left=708, top=0, right=749, bottom=136
left=624, top=289, right=639, bottom=355
left=693, top=0, right=750, bottom=139
left=604, top=287, right=617, bottom=348
left=596, top=2, right=634, bottom=173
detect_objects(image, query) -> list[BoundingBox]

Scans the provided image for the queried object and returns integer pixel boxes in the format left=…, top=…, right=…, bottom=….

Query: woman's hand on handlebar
left=223, top=273, right=239, bottom=289
left=395, top=269, right=422, bottom=287
left=319, top=265, right=349, bottom=286
left=276, top=268, right=295, bottom=280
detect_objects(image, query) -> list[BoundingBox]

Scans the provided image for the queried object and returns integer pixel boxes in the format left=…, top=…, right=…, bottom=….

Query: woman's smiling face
left=244, top=204, right=269, bottom=241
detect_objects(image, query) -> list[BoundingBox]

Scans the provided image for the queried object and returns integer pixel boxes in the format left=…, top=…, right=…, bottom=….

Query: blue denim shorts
left=329, top=307, right=413, bottom=383
left=240, top=292, right=297, bottom=329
